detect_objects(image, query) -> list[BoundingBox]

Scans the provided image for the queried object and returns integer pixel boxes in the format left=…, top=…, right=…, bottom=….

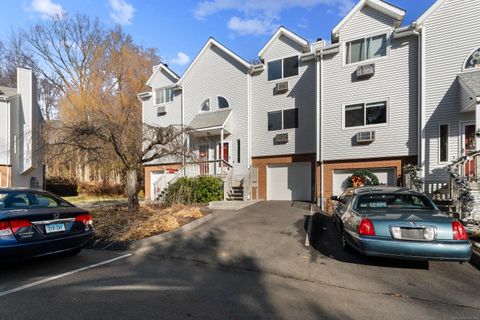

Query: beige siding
left=422, top=0, right=480, bottom=187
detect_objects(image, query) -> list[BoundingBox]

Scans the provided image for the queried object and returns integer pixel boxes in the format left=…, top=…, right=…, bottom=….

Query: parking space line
left=0, top=253, right=132, bottom=298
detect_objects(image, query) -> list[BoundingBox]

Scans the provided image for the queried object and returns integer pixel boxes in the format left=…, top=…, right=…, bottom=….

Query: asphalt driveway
left=0, top=201, right=479, bottom=320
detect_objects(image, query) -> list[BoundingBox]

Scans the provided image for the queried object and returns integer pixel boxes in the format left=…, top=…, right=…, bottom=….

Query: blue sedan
left=0, top=189, right=94, bottom=262
left=332, top=187, right=472, bottom=262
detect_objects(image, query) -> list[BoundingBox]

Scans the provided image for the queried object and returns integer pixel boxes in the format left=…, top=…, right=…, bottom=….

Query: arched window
left=200, top=99, right=210, bottom=112
left=465, top=48, right=480, bottom=69
left=218, top=96, right=229, bottom=109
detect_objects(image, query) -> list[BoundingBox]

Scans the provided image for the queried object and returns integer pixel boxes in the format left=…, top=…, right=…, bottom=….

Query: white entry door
left=267, top=163, right=312, bottom=201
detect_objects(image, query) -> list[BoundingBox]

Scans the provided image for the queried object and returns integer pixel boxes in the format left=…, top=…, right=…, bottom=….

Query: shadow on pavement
left=305, top=213, right=430, bottom=270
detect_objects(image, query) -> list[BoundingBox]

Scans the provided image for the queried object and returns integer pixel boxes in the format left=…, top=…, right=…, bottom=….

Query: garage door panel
left=267, top=163, right=312, bottom=201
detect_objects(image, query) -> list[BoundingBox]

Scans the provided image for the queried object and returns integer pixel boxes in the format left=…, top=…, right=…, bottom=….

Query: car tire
left=341, top=228, right=352, bottom=252
left=61, top=247, right=82, bottom=257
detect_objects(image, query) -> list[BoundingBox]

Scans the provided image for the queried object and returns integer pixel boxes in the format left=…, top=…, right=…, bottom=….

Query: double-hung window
left=268, top=56, right=299, bottom=81
left=155, top=88, right=174, bottom=105
left=439, top=124, right=449, bottom=163
left=344, top=101, right=387, bottom=128
left=268, top=108, right=299, bottom=131
left=346, top=34, right=387, bottom=64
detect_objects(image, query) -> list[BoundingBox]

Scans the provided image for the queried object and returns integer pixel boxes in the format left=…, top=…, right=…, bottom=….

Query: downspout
left=320, top=52, right=325, bottom=211
left=419, top=26, right=427, bottom=191
left=247, top=72, right=252, bottom=168
left=6, top=100, right=10, bottom=188
left=181, top=86, right=186, bottom=166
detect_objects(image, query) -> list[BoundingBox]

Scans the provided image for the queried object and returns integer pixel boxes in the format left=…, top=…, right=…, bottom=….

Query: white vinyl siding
left=422, top=0, right=480, bottom=191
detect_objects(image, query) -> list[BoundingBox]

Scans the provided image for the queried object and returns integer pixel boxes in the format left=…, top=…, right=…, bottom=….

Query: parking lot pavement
left=0, top=249, right=130, bottom=298
left=0, top=201, right=479, bottom=319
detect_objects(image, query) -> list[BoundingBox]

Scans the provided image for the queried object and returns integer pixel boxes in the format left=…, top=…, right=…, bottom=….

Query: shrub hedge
left=45, top=176, right=78, bottom=196
left=164, top=176, right=223, bottom=206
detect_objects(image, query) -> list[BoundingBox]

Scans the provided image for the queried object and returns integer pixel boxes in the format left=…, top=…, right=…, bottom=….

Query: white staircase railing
left=243, top=166, right=258, bottom=200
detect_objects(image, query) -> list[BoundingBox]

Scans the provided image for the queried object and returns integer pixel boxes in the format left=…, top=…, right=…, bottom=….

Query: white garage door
left=332, top=168, right=397, bottom=197
left=267, top=163, right=312, bottom=201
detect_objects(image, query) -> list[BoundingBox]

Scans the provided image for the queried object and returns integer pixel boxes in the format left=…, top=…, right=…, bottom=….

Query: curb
left=126, top=213, right=215, bottom=251
left=471, top=246, right=480, bottom=270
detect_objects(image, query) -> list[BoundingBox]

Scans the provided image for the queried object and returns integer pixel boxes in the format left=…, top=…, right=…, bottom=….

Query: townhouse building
left=141, top=0, right=480, bottom=217
left=0, top=68, right=44, bottom=189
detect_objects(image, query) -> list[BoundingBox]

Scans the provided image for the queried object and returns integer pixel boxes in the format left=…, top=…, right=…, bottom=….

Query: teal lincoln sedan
left=331, top=187, right=472, bottom=262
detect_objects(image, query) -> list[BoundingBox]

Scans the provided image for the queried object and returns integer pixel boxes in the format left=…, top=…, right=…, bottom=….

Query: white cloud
left=30, top=0, right=65, bottom=19
left=228, top=17, right=276, bottom=36
left=193, top=0, right=355, bottom=36
left=109, top=0, right=135, bottom=25
left=170, top=52, right=191, bottom=66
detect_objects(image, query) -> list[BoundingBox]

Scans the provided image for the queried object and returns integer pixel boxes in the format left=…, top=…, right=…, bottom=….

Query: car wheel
left=61, top=247, right=82, bottom=257
left=341, top=228, right=352, bottom=252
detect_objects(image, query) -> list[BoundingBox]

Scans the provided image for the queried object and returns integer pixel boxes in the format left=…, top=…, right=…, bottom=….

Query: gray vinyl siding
left=149, top=68, right=177, bottom=89
left=252, top=37, right=316, bottom=157
left=339, top=5, right=396, bottom=42
left=322, top=16, right=418, bottom=161
left=262, top=35, right=305, bottom=62
left=422, top=0, right=480, bottom=190
left=182, top=44, right=249, bottom=176
left=0, top=101, right=9, bottom=165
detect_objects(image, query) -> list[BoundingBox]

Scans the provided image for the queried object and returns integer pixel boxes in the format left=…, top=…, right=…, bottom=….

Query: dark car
left=332, top=187, right=472, bottom=262
left=0, top=188, right=93, bottom=262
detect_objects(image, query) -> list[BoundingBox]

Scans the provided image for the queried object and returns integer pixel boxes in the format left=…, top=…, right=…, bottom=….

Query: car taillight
left=75, top=213, right=93, bottom=230
left=358, top=218, right=375, bottom=236
left=0, top=221, right=13, bottom=237
left=9, top=220, right=32, bottom=234
left=452, top=221, right=468, bottom=240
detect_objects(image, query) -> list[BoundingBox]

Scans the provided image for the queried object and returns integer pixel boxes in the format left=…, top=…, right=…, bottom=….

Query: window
left=0, top=191, right=72, bottom=210
left=346, top=34, right=387, bottom=64
left=465, top=48, right=480, bottom=69
left=155, top=88, right=173, bottom=105
left=283, top=108, right=299, bottom=129
left=267, top=55, right=299, bottom=81
left=268, top=108, right=299, bottom=131
left=218, top=96, right=229, bottom=109
left=440, top=124, right=449, bottom=162
left=268, top=111, right=282, bottom=131
left=200, top=99, right=210, bottom=112
left=237, top=139, right=241, bottom=163
left=344, top=101, right=387, bottom=128
left=355, top=194, right=434, bottom=211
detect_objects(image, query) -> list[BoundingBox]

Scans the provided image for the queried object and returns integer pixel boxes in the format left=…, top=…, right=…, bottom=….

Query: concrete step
left=208, top=200, right=259, bottom=211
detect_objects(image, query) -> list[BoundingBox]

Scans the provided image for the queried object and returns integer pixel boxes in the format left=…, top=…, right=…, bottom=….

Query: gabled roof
left=458, top=70, right=480, bottom=98
left=258, top=26, right=309, bottom=60
left=177, top=38, right=251, bottom=86
left=332, top=0, right=405, bottom=41
left=0, top=86, right=18, bottom=98
left=189, top=109, right=232, bottom=130
left=414, top=0, right=447, bottom=29
left=146, top=63, right=180, bottom=87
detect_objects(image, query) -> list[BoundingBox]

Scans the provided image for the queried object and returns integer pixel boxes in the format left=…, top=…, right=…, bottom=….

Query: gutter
left=393, top=25, right=420, bottom=39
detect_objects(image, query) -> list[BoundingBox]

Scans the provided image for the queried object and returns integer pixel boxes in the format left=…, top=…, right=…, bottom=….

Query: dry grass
left=92, top=204, right=204, bottom=242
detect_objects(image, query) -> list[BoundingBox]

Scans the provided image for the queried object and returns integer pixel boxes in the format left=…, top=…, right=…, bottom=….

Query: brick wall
left=0, top=166, right=10, bottom=188
left=252, top=153, right=316, bottom=200
left=144, top=163, right=182, bottom=200
left=318, top=156, right=417, bottom=212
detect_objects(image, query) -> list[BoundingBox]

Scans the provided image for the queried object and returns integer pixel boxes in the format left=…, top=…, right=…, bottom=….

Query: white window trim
left=342, top=29, right=391, bottom=68
left=438, top=123, right=450, bottom=164
left=266, top=55, right=300, bottom=83
left=217, top=95, right=230, bottom=109
left=154, top=87, right=174, bottom=106
left=199, top=98, right=211, bottom=113
left=462, top=47, right=480, bottom=71
left=267, top=108, right=299, bottom=131
left=341, top=98, right=389, bottom=130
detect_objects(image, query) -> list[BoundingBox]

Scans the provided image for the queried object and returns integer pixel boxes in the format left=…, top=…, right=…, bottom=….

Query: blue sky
left=0, top=0, right=436, bottom=74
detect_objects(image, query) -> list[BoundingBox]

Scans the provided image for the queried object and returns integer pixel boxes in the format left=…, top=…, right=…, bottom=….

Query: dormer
left=146, top=63, right=180, bottom=90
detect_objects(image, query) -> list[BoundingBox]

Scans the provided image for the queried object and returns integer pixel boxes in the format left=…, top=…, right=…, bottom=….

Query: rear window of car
left=0, top=192, right=72, bottom=210
left=355, top=193, right=435, bottom=211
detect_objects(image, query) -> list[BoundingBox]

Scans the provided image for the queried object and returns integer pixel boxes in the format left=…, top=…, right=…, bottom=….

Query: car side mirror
left=331, top=196, right=339, bottom=201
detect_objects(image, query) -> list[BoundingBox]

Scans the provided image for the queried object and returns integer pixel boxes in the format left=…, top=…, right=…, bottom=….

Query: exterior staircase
left=226, top=180, right=244, bottom=201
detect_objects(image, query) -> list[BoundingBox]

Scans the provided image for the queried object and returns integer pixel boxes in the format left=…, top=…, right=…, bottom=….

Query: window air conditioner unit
left=357, top=131, right=375, bottom=143
left=273, top=133, right=289, bottom=145
left=356, top=64, right=375, bottom=79
left=157, top=105, right=167, bottom=116
left=275, top=81, right=289, bottom=93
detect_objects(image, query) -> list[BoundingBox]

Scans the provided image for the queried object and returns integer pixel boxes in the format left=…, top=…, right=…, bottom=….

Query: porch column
left=476, top=103, right=480, bottom=151
left=220, top=128, right=224, bottom=162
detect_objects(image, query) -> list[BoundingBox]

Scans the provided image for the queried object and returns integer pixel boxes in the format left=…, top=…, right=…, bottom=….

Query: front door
left=199, top=145, right=209, bottom=175
left=217, top=142, right=230, bottom=163
left=462, top=123, right=476, bottom=177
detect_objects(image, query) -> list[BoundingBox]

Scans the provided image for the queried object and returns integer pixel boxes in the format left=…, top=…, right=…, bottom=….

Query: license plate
left=45, top=223, right=66, bottom=234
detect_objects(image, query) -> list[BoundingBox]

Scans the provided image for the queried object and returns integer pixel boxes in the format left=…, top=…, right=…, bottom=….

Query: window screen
left=283, top=56, right=299, bottom=78
left=268, top=111, right=282, bottom=131
left=283, top=108, right=298, bottom=129
left=268, top=60, right=282, bottom=81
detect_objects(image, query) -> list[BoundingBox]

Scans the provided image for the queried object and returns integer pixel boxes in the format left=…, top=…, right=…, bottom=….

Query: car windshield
left=355, top=193, right=435, bottom=211
left=0, top=191, right=72, bottom=210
